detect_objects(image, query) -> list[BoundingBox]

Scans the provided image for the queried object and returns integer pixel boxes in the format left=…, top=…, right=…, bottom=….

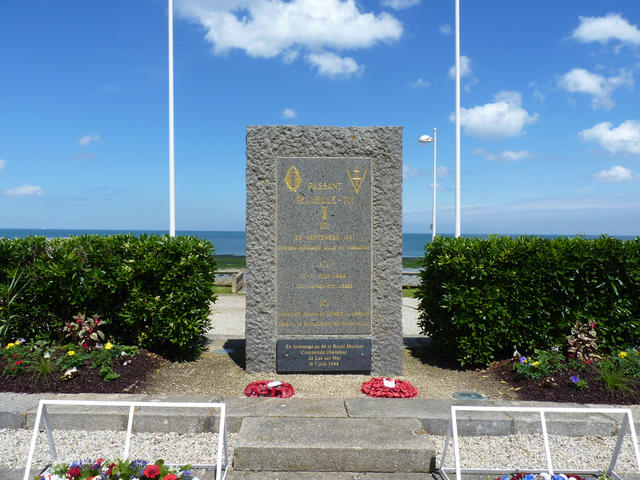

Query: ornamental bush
left=417, top=236, right=640, bottom=367
left=0, top=234, right=216, bottom=360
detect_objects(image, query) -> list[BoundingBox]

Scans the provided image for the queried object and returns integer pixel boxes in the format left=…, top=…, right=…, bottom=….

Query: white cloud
left=403, top=164, right=420, bottom=180
left=0, top=159, right=6, bottom=171
left=78, top=134, right=101, bottom=146
left=437, top=166, right=449, bottom=178
left=282, top=107, right=297, bottom=118
left=439, top=24, right=452, bottom=35
left=579, top=120, right=640, bottom=155
left=592, top=165, right=635, bottom=182
left=559, top=68, right=633, bottom=110
left=448, top=55, right=472, bottom=79
left=409, top=77, right=430, bottom=89
left=571, top=13, right=640, bottom=46
left=3, top=185, right=44, bottom=197
left=452, top=91, right=538, bottom=139
left=474, top=148, right=534, bottom=162
left=306, top=51, right=361, bottom=78
left=429, top=182, right=446, bottom=191
left=175, top=0, right=402, bottom=75
left=381, top=0, right=420, bottom=9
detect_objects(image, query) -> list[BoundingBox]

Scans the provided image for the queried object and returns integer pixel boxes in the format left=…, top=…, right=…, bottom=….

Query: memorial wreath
left=361, top=377, right=418, bottom=398
left=244, top=380, right=295, bottom=398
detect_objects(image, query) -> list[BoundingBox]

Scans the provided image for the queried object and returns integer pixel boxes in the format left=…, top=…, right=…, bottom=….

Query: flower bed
left=38, top=458, right=198, bottom=480
left=494, top=473, right=612, bottom=480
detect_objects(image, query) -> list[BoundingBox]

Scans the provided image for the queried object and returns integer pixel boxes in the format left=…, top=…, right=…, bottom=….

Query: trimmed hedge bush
left=0, top=234, right=216, bottom=360
left=417, top=236, right=640, bottom=367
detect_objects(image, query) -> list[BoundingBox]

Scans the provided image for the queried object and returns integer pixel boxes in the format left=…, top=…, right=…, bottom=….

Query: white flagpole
left=454, top=0, right=461, bottom=238
left=168, top=0, right=176, bottom=237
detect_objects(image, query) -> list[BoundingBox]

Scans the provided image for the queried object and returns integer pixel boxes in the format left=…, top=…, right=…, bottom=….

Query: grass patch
left=402, top=288, right=418, bottom=298
left=213, top=255, right=246, bottom=269
left=213, top=285, right=233, bottom=295
left=402, top=258, right=422, bottom=269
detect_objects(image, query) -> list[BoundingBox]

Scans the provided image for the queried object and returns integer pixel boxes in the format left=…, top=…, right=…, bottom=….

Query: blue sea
left=0, top=229, right=636, bottom=258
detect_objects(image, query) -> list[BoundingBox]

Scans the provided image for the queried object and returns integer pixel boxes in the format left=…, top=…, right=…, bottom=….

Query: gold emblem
left=284, top=165, right=302, bottom=192
left=322, top=206, right=328, bottom=221
left=347, top=167, right=367, bottom=194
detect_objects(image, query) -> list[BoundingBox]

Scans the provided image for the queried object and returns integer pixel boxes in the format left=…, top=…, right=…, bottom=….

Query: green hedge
left=417, top=236, right=640, bottom=367
left=0, top=234, right=216, bottom=360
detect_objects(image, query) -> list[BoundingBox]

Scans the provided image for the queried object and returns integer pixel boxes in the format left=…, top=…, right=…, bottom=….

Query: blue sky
left=1, top=0, right=640, bottom=235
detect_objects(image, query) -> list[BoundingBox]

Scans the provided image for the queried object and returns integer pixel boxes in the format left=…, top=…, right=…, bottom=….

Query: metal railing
left=24, top=399, right=229, bottom=480
left=439, top=405, right=640, bottom=480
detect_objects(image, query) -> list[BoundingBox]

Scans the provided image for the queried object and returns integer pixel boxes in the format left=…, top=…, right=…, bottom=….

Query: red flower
left=12, top=353, right=18, bottom=358
left=585, top=359, right=592, bottom=365
left=96, top=458, right=104, bottom=466
left=15, top=360, right=23, bottom=366
left=162, top=475, right=178, bottom=480
left=105, top=463, right=116, bottom=475
left=142, top=464, right=161, bottom=478
left=66, top=466, right=82, bottom=478
left=11, top=366, right=15, bottom=370
left=81, top=342, right=88, bottom=350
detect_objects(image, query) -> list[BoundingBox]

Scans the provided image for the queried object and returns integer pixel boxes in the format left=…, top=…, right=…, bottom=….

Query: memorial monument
left=246, top=126, right=403, bottom=375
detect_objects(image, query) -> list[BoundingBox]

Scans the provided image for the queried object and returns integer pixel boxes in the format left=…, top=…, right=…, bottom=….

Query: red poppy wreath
left=244, top=380, right=295, bottom=398
left=361, top=377, right=418, bottom=398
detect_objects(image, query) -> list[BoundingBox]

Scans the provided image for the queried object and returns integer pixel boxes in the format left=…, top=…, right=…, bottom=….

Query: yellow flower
left=67, top=350, right=75, bottom=356
left=532, top=361, right=540, bottom=367
left=618, top=351, right=628, bottom=359
left=6, top=342, right=16, bottom=349
left=104, top=342, right=113, bottom=350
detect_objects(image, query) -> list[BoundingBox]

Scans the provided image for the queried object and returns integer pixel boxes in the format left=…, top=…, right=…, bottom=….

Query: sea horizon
left=0, top=228, right=636, bottom=258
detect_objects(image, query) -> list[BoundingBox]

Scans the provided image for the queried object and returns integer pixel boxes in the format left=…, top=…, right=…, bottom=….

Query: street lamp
left=419, top=129, right=437, bottom=241
left=454, top=0, right=461, bottom=238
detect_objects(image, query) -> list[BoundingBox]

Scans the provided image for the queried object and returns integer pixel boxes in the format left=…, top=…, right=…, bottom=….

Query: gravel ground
left=2, top=428, right=638, bottom=475
left=1, top=428, right=236, bottom=471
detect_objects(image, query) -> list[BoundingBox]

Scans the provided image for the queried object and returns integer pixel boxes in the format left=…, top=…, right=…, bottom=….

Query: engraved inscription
left=276, top=157, right=372, bottom=335
left=277, top=339, right=372, bottom=372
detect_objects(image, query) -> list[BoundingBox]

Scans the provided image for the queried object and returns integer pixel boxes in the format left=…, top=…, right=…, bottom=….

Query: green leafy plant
left=417, top=236, right=640, bottom=367
left=597, top=357, right=640, bottom=399
left=64, top=313, right=105, bottom=350
left=0, top=234, right=217, bottom=360
left=513, top=349, right=567, bottom=380
left=0, top=267, right=29, bottom=343
left=568, top=375, right=588, bottom=390
left=567, top=319, right=599, bottom=360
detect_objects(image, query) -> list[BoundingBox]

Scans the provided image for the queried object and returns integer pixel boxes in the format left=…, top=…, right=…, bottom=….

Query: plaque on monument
left=276, top=338, right=372, bottom=372
left=276, top=157, right=371, bottom=335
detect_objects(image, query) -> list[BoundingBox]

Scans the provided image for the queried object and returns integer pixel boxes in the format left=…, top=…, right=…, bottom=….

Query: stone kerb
left=245, top=125, right=403, bottom=375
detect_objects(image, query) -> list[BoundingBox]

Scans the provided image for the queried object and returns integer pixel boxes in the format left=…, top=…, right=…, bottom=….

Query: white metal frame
left=24, top=400, right=229, bottom=480
left=439, top=406, right=640, bottom=480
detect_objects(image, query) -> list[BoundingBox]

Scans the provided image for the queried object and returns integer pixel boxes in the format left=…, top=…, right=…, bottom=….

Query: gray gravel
left=1, top=428, right=236, bottom=471
left=3, top=428, right=638, bottom=475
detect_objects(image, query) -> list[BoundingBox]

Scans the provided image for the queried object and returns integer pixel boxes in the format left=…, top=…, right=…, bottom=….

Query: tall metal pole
left=168, top=0, right=176, bottom=237
left=432, top=128, right=437, bottom=241
left=454, top=0, right=461, bottom=238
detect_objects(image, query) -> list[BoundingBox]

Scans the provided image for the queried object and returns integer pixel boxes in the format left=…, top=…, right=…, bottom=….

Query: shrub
left=0, top=234, right=217, bottom=360
left=417, top=236, right=640, bottom=367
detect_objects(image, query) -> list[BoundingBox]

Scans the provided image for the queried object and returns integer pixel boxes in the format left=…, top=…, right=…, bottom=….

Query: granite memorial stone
left=246, top=126, right=402, bottom=375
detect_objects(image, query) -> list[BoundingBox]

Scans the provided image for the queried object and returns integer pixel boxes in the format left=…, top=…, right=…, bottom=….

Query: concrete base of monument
left=233, top=417, right=435, bottom=473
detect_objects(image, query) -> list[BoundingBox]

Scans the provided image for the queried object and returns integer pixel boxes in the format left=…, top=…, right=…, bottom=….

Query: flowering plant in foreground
left=493, top=472, right=612, bottom=480
left=37, top=458, right=198, bottom=480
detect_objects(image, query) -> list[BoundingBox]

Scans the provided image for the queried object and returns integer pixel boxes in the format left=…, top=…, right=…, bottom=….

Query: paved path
left=207, top=294, right=422, bottom=337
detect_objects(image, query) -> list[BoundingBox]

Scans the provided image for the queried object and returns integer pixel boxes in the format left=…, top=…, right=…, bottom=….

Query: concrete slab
left=233, top=417, right=434, bottom=472
left=207, top=294, right=246, bottom=337
left=0, top=393, right=41, bottom=428
left=345, top=398, right=640, bottom=436
left=227, top=472, right=430, bottom=479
